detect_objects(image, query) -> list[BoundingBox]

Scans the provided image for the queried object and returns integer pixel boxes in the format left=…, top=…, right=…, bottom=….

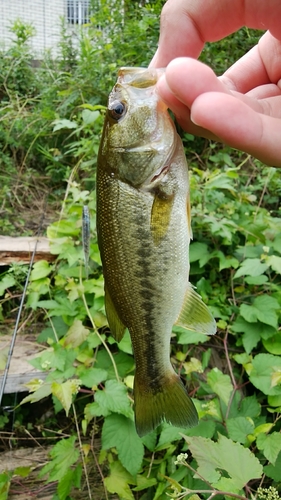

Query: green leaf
left=78, top=367, right=108, bottom=388
left=263, top=332, right=281, bottom=355
left=0, top=471, right=11, bottom=499
left=51, top=380, right=80, bottom=416
left=239, top=295, right=279, bottom=329
left=189, top=242, right=209, bottom=265
left=174, top=326, right=208, bottom=345
left=81, top=109, right=100, bottom=124
left=264, top=452, right=281, bottom=480
left=20, top=381, right=53, bottom=405
left=256, top=432, right=281, bottom=465
left=39, top=436, right=79, bottom=482
left=226, top=417, right=255, bottom=444
left=52, top=118, right=78, bottom=131
left=133, top=474, right=157, bottom=491
left=234, top=258, right=269, bottom=278
left=207, top=368, right=233, bottom=405
left=104, top=460, right=135, bottom=500
left=141, top=430, right=158, bottom=451
left=0, top=274, right=16, bottom=295
left=64, top=319, right=89, bottom=347
left=239, top=304, right=258, bottom=323
left=182, top=434, right=262, bottom=491
left=95, top=380, right=132, bottom=417
left=217, top=252, right=239, bottom=271
left=57, top=466, right=82, bottom=500
left=102, top=414, right=144, bottom=476
left=249, top=353, right=281, bottom=396
left=30, top=260, right=53, bottom=280
left=244, top=275, right=268, bottom=285
left=267, top=255, right=281, bottom=274
left=239, top=396, right=261, bottom=418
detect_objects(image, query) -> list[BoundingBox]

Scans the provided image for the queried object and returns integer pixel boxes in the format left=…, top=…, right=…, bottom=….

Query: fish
left=96, top=67, right=216, bottom=437
left=82, top=205, right=90, bottom=279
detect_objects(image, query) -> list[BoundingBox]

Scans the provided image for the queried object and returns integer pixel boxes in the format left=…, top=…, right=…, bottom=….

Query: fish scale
left=97, top=67, right=216, bottom=436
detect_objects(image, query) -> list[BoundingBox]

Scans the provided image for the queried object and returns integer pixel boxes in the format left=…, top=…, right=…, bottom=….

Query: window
left=67, top=0, right=91, bottom=25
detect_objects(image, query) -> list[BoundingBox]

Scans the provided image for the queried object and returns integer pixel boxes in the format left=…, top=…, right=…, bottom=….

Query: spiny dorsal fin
left=175, top=283, right=216, bottom=335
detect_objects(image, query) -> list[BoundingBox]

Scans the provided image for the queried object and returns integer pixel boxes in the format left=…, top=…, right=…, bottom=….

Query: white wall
left=0, top=0, right=67, bottom=57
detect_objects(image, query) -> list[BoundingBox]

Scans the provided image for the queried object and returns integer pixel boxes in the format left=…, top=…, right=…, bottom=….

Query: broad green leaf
left=239, top=396, right=261, bottom=418
left=182, top=434, right=262, bottom=491
left=81, top=109, right=100, bottom=124
left=217, top=252, right=239, bottom=271
left=239, top=295, right=279, bottom=329
left=239, top=304, right=258, bottom=323
left=189, top=242, right=209, bottom=264
left=51, top=380, right=80, bottom=416
left=244, top=275, right=268, bottom=285
left=234, top=258, right=269, bottom=278
left=60, top=466, right=81, bottom=498
left=77, top=367, right=108, bottom=388
left=39, top=436, right=79, bottom=482
left=64, top=319, right=89, bottom=347
left=57, top=466, right=82, bottom=500
left=95, top=380, right=131, bottom=417
left=102, top=414, right=144, bottom=476
left=264, top=451, right=281, bottom=481
left=157, top=424, right=189, bottom=449
left=133, top=474, right=157, bottom=491
left=263, top=333, right=281, bottom=355
left=268, top=394, right=281, bottom=407
left=0, top=274, right=16, bottom=295
left=141, top=430, right=158, bottom=451
left=207, top=368, right=233, bottom=405
left=52, top=118, right=78, bottom=131
left=249, top=353, right=281, bottom=396
left=0, top=471, right=11, bottom=499
left=30, top=260, right=53, bottom=280
left=20, top=381, right=52, bottom=405
left=226, top=417, right=254, bottom=444
left=267, top=255, right=281, bottom=274
left=257, top=432, right=281, bottom=465
left=117, top=329, right=133, bottom=354
left=95, top=350, right=134, bottom=379
left=84, top=401, right=110, bottom=420
left=174, top=326, right=208, bottom=345
left=104, top=460, right=135, bottom=500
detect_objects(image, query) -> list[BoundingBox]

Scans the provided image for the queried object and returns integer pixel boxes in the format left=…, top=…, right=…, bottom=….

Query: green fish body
left=97, top=67, right=216, bottom=437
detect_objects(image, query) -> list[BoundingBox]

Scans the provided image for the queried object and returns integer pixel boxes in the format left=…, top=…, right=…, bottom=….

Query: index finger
left=151, top=0, right=281, bottom=67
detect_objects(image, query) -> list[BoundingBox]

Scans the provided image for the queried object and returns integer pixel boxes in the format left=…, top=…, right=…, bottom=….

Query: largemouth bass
left=97, top=67, right=216, bottom=437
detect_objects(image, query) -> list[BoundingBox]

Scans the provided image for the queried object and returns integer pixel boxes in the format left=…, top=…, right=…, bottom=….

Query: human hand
left=150, top=0, right=281, bottom=166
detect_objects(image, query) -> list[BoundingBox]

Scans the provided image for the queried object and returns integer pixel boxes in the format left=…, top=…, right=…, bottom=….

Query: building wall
left=0, top=0, right=91, bottom=57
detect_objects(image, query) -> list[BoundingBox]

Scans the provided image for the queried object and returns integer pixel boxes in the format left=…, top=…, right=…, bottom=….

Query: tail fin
left=134, top=372, right=198, bottom=437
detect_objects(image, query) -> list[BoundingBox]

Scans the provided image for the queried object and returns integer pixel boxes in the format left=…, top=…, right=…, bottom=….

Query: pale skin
left=149, top=0, right=281, bottom=167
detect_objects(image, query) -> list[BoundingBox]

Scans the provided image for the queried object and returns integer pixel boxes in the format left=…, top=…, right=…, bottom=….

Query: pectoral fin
left=175, top=283, right=216, bottom=335
left=105, top=287, right=126, bottom=342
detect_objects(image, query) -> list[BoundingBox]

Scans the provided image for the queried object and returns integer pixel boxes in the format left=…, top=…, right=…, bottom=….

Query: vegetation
left=0, top=2, right=281, bottom=499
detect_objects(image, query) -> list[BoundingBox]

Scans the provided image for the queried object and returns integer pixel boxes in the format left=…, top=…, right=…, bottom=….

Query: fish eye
left=108, top=100, right=127, bottom=121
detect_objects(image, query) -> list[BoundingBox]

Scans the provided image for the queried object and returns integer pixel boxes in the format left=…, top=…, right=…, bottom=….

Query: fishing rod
left=0, top=202, right=47, bottom=407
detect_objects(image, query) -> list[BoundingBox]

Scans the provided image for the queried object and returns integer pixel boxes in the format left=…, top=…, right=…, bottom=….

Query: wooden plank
left=0, top=236, right=55, bottom=265
left=0, top=335, right=47, bottom=394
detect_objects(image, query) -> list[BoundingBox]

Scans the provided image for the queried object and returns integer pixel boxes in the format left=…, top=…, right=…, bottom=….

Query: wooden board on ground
left=0, top=236, right=55, bottom=265
left=0, top=335, right=46, bottom=394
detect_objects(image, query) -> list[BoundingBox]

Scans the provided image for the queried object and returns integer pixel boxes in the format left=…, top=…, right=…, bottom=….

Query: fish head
left=99, top=67, right=177, bottom=188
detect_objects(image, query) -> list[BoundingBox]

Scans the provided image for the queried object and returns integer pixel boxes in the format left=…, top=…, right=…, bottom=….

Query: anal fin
left=105, top=287, right=126, bottom=342
left=175, top=283, right=216, bottom=335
